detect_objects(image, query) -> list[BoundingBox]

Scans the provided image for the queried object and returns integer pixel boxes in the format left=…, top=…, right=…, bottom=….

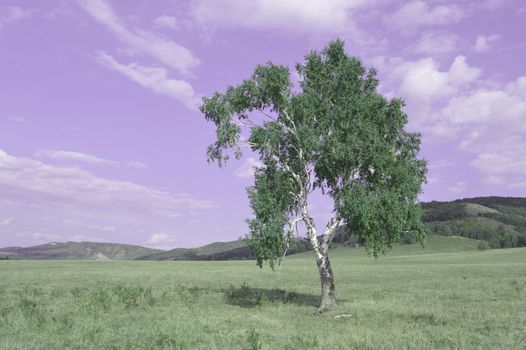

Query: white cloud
left=0, top=6, right=36, bottom=27
left=426, top=176, right=440, bottom=185
left=68, top=234, right=106, bottom=243
left=413, top=32, right=459, bottom=55
left=154, top=15, right=178, bottom=30
left=9, top=115, right=25, bottom=123
left=0, top=217, right=14, bottom=226
left=78, top=0, right=199, bottom=76
left=125, top=161, right=148, bottom=169
left=34, top=149, right=148, bottom=169
left=474, top=34, right=500, bottom=53
left=233, top=158, right=262, bottom=178
left=443, top=89, right=526, bottom=128
left=388, top=55, right=481, bottom=123
left=64, top=220, right=116, bottom=232
left=191, top=0, right=371, bottom=36
left=0, top=149, right=215, bottom=247
left=146, top=232, right=177, bottom=249
left=16, top=231, right=63, bottom=242
left=448, top=181, right=467, bottom=194
left=509, top=181, right=526, bottom=189
left=0, top=149, right=215, bottom=217
left=465, top=134, right=526, bottom=173
left=481, top=175, right=505, bottom=186
left=477, top=0, right=507, bottom=10
left=96, top=52, right=200, bottom=110
left=35, top=149, right=117, bottom=165
left=398, top=58, right=452, bottom=102
left=506, top=75, right=526, bottom=99
left=436, top=76, right=526, bottom=186
left=428, top=160, right=455, bottom=169
left=386, top=1, right=464, bottom=33
left=471, top=151, right=526, bottom=176
left=376, top=55, right=480, bottom=104
left=147, top=232, right=177, bottom=244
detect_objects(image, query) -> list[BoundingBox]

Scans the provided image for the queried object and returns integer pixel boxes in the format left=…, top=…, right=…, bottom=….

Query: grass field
left=1, top=236, right=525, bottom=349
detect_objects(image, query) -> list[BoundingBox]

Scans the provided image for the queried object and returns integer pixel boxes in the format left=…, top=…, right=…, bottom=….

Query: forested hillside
left=422, top=197, right=526, bottom=248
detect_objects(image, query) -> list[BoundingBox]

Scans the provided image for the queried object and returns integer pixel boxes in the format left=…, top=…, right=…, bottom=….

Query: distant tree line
left=454, top=196, right=526, bottom=209
left=421, top=202, right=468, bottom=222
left=426, top=219, right=525, bottom=248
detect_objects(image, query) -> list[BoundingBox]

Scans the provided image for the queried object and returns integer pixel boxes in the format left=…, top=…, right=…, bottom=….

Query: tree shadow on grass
left=221, top=284, right=340, bottom=308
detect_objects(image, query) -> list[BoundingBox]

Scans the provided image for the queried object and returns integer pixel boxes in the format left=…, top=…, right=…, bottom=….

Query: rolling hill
left=0, top=241, right=163, bottom=260
left=136, top=238, right=313, bottom=261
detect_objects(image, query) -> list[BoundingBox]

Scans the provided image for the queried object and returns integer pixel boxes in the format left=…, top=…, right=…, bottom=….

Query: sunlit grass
left=0, top=236, right=525, bottom=349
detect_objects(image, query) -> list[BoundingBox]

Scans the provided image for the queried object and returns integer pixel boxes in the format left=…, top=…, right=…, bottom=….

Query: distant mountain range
left=0, top=241, right=162, bottom=260
left=1, top=196, right=525, bottom=261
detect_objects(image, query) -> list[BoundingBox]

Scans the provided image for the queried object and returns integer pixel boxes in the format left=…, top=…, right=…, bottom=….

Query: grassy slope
left=0, top=236, right=524, bottom=349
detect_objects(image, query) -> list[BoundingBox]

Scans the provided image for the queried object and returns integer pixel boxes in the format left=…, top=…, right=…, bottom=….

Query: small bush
left=153, top=333, right=181, bottom=349
left=91, top=288, right=113, bottom=311
left=478, top=241, right=491, bottom=250
left=113, top=285, right=155, bottom=309
left=18, top=297, right=45, bottom=326
left=489, top=237, right=501, bottom=249
left=256, top=292, right=271, bottom=306
left=174, top=285, right=201, bottom=305
left=247, top=327, right=263, bottom=350
left=52, top=314, right=74, bottom=331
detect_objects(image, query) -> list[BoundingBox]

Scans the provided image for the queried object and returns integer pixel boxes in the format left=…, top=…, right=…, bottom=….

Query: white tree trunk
left=302, top=204, right=339, bottom=312
left=316, top=251, right=337, bottom=311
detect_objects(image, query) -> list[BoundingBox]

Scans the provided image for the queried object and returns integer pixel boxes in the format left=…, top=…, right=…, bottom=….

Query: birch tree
left=200, top=40, right=427, bottom=312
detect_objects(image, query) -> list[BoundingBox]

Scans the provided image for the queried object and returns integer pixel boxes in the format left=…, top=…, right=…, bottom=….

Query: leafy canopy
left=201, top=40, right=427, bottom=267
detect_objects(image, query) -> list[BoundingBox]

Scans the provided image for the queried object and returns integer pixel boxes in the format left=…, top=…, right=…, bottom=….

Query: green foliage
left=246, top=327, right=263, bottom=350
left=478, top=241, right=491, bottom=250
left=426, top=220, right=524, bottom=248
left=201, top=39, right=427, bottom=264
left=421, top=202, right=468, bottom=222
left=481, top=211, right=526, bottom=228
left=0, top=256, right=8, bottom=260
left=246, top=162, right=298, bottom=268
left=113, top=285, right=155, bottom=309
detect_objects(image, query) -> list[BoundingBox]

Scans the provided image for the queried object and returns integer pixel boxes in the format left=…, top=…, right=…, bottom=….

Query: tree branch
left=321, top=216, right=341, bottom=252
left=232, top=118, right=255, bottom=129
left=260, top=111, right=276, bottom=121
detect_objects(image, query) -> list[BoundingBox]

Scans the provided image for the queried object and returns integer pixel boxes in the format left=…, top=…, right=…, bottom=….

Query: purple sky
left=1, top=0, right=525, bottom=249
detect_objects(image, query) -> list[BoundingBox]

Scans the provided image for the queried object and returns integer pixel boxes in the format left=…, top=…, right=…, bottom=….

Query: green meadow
left=1, top=236, right=525, bottom=349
